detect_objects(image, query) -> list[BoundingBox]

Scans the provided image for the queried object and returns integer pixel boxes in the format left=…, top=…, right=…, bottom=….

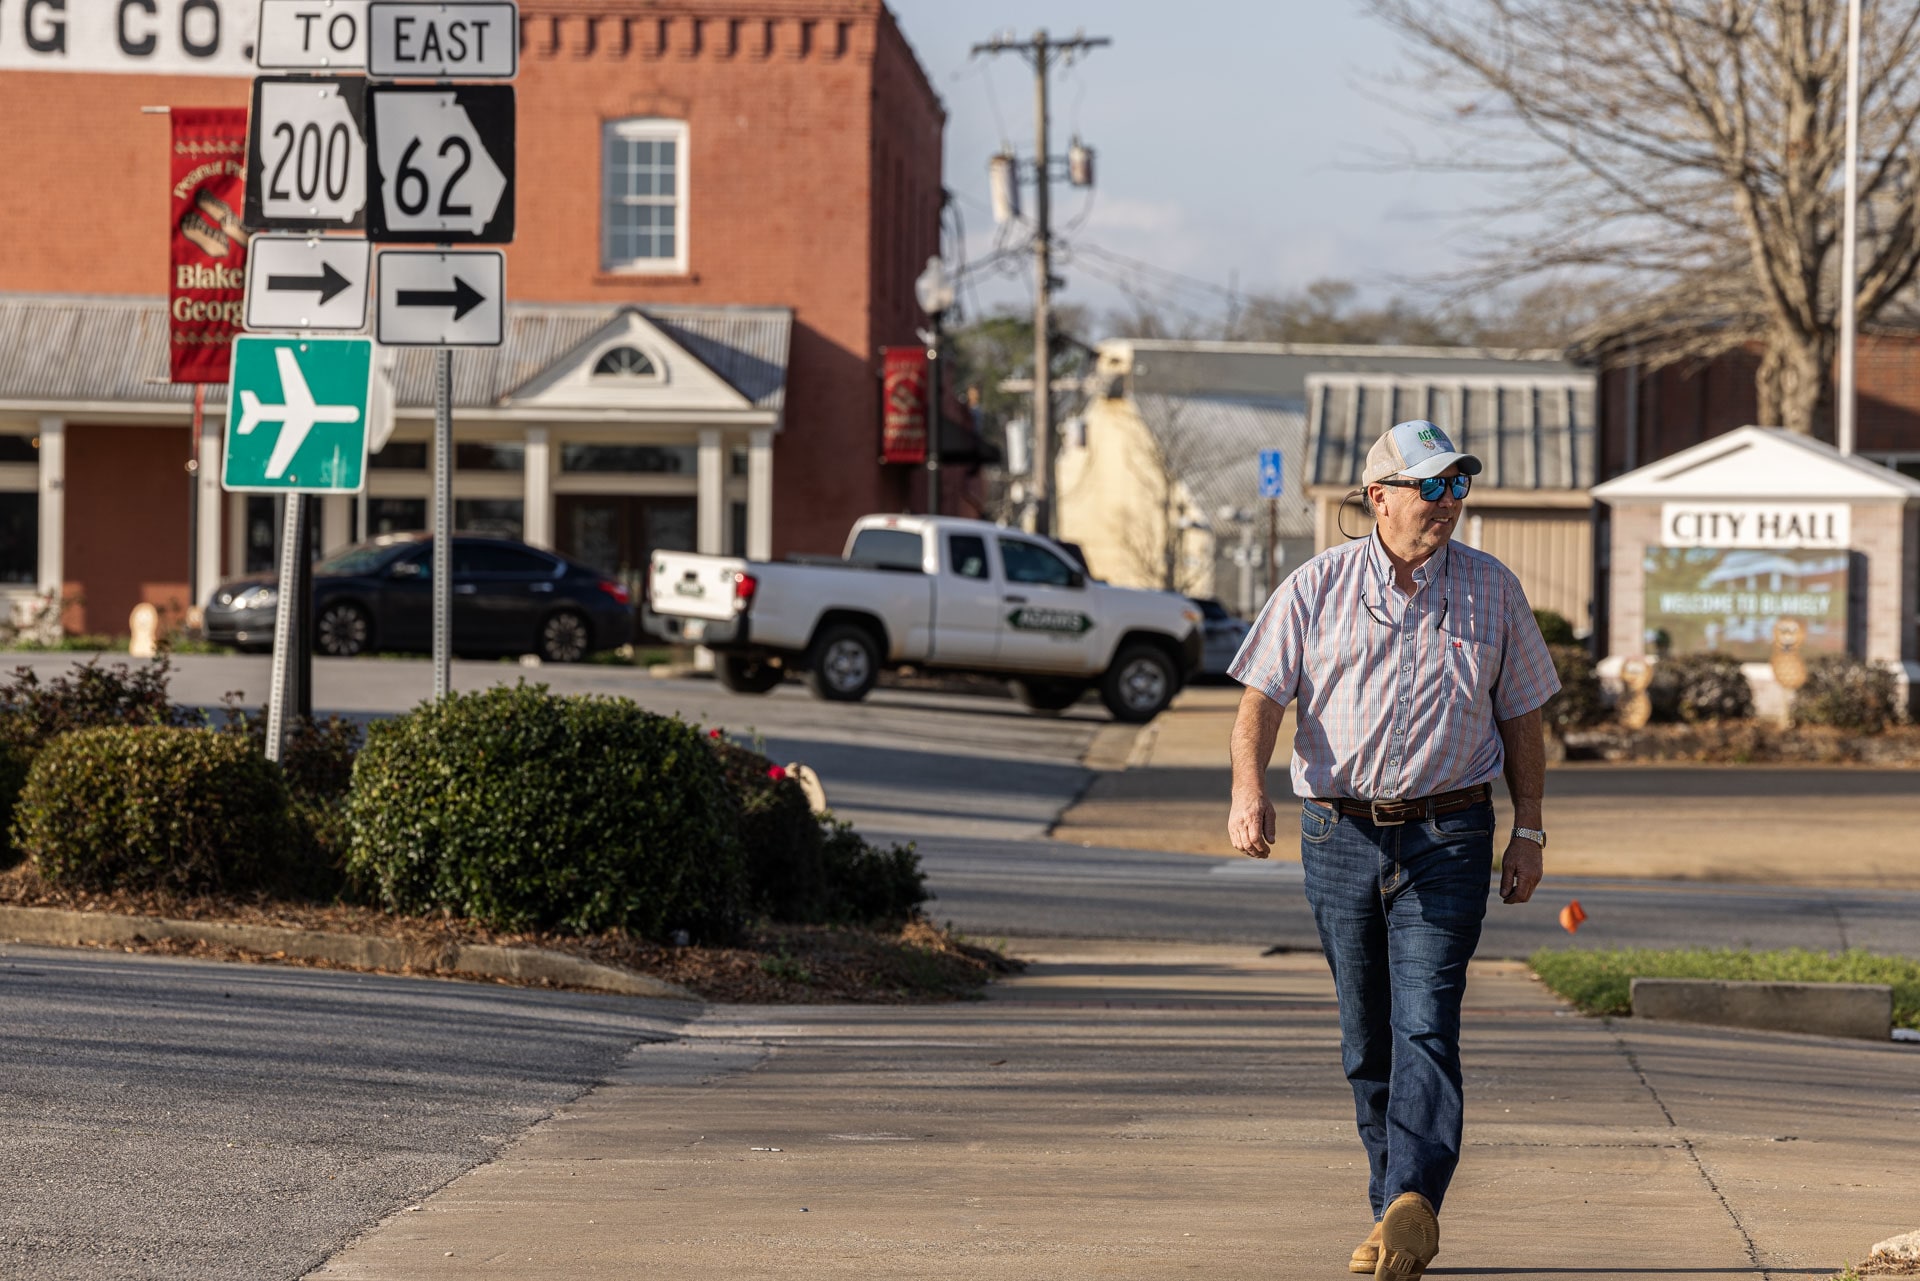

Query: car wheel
left=806, top=623, right=880, bottom=702
left=314, top=601, right=371, bottom=657
left=1013, top=678, right=1087, bottom=714
left=716, top=653, right=783, bottom=695
left=1099, top=644, right=1178, bottom=724
left=539, top=610, right=592, bottom=663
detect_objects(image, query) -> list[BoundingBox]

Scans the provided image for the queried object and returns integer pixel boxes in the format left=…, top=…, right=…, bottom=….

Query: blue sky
left=891, top=0, right=1486, bottom=330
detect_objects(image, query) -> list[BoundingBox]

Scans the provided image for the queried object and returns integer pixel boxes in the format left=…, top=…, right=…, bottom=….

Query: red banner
left=169, top=107, right=249, bottom=384
left=881, top=346, right=928, bottom=464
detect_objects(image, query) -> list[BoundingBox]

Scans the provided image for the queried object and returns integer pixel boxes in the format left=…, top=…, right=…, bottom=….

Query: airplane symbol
left=236, top=347, right=362, bottom=479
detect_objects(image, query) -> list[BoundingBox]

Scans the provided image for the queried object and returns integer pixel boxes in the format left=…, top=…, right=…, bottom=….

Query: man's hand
left=1499, top=835, right=1543, bottom=903
left=1228, top=787, right=1277, bottom=859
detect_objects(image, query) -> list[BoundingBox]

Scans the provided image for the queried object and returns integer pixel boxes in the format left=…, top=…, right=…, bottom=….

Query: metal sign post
left=433, top=347, right=454, bottom=698
left=263, top=495, right=306, bottom=762
left=1257, top=449, right=1284, bottom=600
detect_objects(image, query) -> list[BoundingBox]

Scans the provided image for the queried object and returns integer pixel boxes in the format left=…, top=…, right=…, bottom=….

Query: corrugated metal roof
left=1132, top=392, right=1315, bottom=538
left=1117, top=340, right=1584, bottom=404
left=1305, top=373, right=1596, bottom=491
left=0, top=296, right=791, bottom=412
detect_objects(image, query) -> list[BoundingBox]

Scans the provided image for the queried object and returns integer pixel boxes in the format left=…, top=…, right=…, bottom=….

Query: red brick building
left=0, top=0, right=947, bottom=634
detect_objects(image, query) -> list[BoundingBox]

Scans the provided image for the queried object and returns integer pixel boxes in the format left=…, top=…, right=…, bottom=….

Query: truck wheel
left=717, top=653, right=783, bottom=695
left=1014, top=678, right=1087, bottom=714
left=1100, top=645, right=1178, bottom=723
left=807, top=624, right=879, bottom=702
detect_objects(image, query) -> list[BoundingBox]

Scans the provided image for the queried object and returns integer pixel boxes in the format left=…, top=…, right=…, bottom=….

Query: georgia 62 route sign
left=245, top=76, right=369, bottom=232
left=366, top=85, right=515, bottom=243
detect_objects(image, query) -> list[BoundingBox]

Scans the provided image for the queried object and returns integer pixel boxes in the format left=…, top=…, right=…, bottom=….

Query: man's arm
left=1228, top=685, right=1285, bottom=859
left=1496, top=707, right=1545, bottom=903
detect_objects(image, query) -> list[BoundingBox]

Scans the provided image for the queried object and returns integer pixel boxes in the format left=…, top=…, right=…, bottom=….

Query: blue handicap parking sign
left=1257, top=449, right=1284, bottom=499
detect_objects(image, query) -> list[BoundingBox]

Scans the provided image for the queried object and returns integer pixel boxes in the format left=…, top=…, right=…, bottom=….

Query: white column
left=36, top=416, right=64, bottom=605
left=320, top=494, right=352, bottom=553
left=523, top=427, right=553, bottom=548
left=697, top=428, right=725, bottom=555
left=196, top=430, right=223, bottom=595
left=747, top=427, right=774, bottom=560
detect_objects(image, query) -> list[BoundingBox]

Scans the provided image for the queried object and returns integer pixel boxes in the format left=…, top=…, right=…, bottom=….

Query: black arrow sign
left=395, top=276, right=486, bottom=322
left=267, top=262, right=353, bottom=305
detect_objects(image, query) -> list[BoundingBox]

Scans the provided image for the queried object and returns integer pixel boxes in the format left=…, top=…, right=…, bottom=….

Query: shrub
left=1649, top=653, right=1753, bottom=723
left=1794, top=654, right=1899, bottom=734
left=706, top=734, right=929, bottom=926
left=345, top=684, right=745, bottom=941
left=1533, top=609, right=1578, bottom=646
left=1541, top=644, right=1603, bottom=732
left=216, top=698, right=362, bottom=807
left=12, top=726, right=292, bottom=894
left=0, top=738, right=31, bottom=869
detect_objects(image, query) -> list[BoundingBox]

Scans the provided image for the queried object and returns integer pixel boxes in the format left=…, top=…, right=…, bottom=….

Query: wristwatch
left=1512, top=827, right=1547, bottom=848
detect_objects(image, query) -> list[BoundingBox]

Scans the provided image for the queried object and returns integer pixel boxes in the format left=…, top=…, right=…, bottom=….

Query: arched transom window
left=592, top=346, right=659, bottom=379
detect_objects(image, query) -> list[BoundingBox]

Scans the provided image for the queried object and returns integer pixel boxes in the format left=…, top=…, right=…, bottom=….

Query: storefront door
left=557, top=495, right=697, bottom=598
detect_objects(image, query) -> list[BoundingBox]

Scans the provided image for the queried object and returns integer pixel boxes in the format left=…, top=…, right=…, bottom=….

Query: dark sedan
left=204, top=533, right=635, bottom=662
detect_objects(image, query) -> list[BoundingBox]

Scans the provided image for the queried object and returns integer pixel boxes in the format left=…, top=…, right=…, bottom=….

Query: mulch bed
left=1560, top=720, right=1920, bottom=766
left=0, top=864, right=1020, bottom=1003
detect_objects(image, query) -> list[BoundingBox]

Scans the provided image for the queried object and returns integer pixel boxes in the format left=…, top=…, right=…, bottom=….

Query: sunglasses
left=1379, top=475, right=1472, bottom=502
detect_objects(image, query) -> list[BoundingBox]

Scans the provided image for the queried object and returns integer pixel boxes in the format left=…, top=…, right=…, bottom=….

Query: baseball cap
left=1364, top=419, right=1482, bottom=483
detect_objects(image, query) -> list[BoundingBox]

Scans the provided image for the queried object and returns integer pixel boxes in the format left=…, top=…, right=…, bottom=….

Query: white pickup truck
left=647, top=515, right=1204, bottom=722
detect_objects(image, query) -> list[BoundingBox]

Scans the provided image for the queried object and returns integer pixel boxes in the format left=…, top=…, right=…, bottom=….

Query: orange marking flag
left=1558, top=900, right=1588, bottom=934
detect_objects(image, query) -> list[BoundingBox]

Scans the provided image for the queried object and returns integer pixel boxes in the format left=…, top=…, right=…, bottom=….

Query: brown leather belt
left=1316, top=784, right=1491, bottom=827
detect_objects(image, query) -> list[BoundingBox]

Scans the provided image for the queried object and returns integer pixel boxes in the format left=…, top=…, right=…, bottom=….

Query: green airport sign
left=222, top=335, right=373, bottom=493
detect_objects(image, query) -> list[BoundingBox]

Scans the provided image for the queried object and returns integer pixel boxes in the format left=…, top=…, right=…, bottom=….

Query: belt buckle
left=1369, top=799, right=1407, bottom=827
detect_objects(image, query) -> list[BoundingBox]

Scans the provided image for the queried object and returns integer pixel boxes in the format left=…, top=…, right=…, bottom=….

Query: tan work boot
left=1375, top=1191, right=1439, bottom=1280
left=1348, top=1220, right=1383, bottom=1274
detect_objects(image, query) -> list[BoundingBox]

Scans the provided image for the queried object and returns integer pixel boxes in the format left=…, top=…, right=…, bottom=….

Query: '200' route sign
left=244, top=76, right=368, bottom=231
left=366, top=84, right=515, bottom=243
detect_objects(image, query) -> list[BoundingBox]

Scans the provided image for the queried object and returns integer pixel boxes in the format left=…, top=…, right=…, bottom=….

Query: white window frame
left=602, top=118, right=689, bottom=275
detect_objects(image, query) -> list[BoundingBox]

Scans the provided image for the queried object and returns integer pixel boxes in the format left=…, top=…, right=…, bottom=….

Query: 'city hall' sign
left=1661, top=501, right=1849, bottom=549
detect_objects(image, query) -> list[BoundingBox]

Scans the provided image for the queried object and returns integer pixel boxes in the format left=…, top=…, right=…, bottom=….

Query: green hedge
left=1542, top=644, right=1603, bottom=732
left=1794, top=654, right=1899, bottom=733
left=1533, top=609, right=1578, bottom=646
left=12, top=726, right=292, bottom=893
left=1650, top=653, right=1754, bottom=722
left=345, top=685, right=745, bottom=940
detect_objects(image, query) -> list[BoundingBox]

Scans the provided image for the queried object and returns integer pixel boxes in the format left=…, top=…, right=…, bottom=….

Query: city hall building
left=0, top=0, right=945, bottom=634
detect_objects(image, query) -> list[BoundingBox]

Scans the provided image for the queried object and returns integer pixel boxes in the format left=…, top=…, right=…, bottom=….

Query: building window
left=454, top=442, right=525, bottom=472
left=602, top=118, right=688, bottom=273
left=367, top=498, right=427, bottom=538
left=0, top=492, right=35, bottom=584
left=371, top=441, right=428, bottom=470
left=454, top=499, right=525, bottom=538
left=561, top=444, right=696, bottom=474
left=0, top=435, right=37, bottom=463
left=592, top=346, right=659, bottom=379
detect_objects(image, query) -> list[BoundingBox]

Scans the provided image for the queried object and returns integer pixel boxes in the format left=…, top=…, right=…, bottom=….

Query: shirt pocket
left=1446, top=638, right=1495, bottom=704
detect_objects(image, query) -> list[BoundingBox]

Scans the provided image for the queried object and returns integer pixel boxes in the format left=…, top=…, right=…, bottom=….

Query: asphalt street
left=0, top=947, right=692, bottom=1281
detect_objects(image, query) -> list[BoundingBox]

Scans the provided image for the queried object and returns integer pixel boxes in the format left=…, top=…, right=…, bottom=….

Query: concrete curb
left=1630, top=976, right=1893, bottom=1041
left=0, top=905, right=700, bottom=1002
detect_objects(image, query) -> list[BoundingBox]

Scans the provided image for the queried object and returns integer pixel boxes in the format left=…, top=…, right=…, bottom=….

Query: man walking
left=1226, top=420, right=1558, bottom=1280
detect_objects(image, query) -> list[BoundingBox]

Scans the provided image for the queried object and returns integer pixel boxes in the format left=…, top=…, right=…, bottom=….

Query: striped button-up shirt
left=1228, top=533, right=1560, bottom=802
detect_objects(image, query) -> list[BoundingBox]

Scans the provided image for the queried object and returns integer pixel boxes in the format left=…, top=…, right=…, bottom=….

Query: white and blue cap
left=1364, top=419, right=1483, bottom=483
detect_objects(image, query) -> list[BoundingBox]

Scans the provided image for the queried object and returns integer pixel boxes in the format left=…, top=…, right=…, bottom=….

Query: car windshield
left=316, top=543, right=407, bottom=575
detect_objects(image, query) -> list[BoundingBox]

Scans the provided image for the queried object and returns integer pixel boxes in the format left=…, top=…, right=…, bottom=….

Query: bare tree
left=1119, top=394, right=1214, bottom=595
left=1369, top=0, right=1920, bottom=434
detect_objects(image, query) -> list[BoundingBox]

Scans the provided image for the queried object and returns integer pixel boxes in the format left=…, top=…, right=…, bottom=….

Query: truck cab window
left=847, top=528, right=925, bottom=571
left=949, top=534, right=989, bottom=580
left=999, top=538, right=1076, bottom=587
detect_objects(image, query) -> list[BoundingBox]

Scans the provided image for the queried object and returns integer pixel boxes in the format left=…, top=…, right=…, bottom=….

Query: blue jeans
left=1299, top=797, right=1495, bottom=1219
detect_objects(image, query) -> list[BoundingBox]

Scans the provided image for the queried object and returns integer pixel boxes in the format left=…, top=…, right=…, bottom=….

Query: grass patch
left=1530, top=947, right=1920, bottom=1030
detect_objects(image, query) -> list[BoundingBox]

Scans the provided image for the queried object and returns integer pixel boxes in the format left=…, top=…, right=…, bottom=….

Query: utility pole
left=972, top=28, right=1109, bottom=539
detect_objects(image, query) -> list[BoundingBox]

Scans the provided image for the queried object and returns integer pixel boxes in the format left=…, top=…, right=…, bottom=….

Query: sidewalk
left=308, top=941, right=1917, bottom=1280
left=1052, top=686, right=1920, bottom=887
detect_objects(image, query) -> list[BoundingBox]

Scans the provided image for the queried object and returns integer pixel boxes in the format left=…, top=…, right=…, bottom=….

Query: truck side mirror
left=1066, top=569, right=1086, bottom=589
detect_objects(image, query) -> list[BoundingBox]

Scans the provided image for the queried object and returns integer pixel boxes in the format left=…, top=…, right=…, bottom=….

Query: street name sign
left=366, top=85, right=515, bottom=242
left=244, top=234, right=372, bottom=331
left=244, top=76, right=369, bottom=231
left=1257, top=448, right=1284, bottom=499
left=256, top=0, right=370, bottom=70
left=376, top=250, right=505, bottom=346
left=367, top=2, right=519, bottom=79
left=223, top=335, right=373, bottom=492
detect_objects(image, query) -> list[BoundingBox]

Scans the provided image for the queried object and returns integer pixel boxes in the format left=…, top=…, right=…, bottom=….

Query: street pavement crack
left=1604, top=1016, right=1772, bottom=1280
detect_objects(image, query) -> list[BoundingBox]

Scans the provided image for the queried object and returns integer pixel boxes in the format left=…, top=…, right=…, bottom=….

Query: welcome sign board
left=1642, top=546, right=1849, bottom=661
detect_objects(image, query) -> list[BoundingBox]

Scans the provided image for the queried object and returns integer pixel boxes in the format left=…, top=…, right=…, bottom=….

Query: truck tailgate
left=649, top=551, right=747, bottom=622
